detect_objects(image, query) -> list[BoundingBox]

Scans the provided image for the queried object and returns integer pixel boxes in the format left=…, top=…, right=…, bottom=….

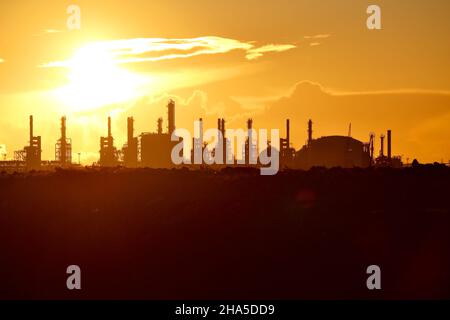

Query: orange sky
left=0, top=0, right=449, bottom=164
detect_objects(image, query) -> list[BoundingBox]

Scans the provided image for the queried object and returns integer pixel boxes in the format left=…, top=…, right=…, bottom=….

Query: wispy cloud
left=33, top=29, right=65, bottom=37
left=44, top=29, right=64, bottom=34
left=304, top=34, right=331, bottom=48
left=246, top=44, right=296, bottom=60
left=40, top=36, right=297, bottom=68
left=304, top=34, right=331, bottom=39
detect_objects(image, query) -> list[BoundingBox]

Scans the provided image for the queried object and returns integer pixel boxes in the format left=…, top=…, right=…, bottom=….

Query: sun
left=54, top=43, right=149, bottom=112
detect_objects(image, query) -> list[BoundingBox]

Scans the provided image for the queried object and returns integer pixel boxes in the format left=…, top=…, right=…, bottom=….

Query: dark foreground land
left=0, top=165, right=449, bottom=300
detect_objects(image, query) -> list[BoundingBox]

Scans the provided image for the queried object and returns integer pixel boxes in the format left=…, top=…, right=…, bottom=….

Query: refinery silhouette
left=0, top=99, right=408, bottom=171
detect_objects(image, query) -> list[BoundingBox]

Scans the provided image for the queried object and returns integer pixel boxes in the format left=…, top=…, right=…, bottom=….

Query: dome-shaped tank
left=295, top=135, right=371, bottom=169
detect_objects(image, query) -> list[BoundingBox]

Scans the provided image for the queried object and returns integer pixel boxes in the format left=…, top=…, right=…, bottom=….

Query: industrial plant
left=0, top=99, right=406, bottom=171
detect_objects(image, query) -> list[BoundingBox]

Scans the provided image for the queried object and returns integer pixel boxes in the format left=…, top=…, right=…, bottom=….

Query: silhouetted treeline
left=0, top=165, right=449, bottom=299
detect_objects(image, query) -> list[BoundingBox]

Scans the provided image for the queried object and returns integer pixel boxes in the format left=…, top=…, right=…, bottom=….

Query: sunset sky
left=0, top=0, right=449, bottom=163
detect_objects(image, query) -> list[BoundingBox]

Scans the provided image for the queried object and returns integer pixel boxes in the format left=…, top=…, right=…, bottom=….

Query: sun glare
left=54, top=44, right=149, bottom=112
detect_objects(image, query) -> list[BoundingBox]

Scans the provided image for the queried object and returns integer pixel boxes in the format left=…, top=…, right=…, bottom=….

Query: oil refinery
left=0, top=99, right=406, bottom=171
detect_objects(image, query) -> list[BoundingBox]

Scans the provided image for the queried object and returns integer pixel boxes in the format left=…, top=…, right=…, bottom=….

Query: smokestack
left=387, top=130, right=392, bottom=160
left=286, top=119, right=290, bottom=147
left=199, top=118, right=203, bottom=144
left=246, top=119, right=254, bottom=165
left=157, top=117, right=163, bottom=135
left=108, top=117, right=112, bottom=138
left=370, top=133, right=375, bottom=163
left=29, top=115, right=33, bottom=145
left=127, top=117, right=134, bottom=143
left=218, top=119, right=221, bottom=132
left=380, top=134, right=385, bottom=157
left=193, top=118, right=204, bottom=164
left=308, top=119, right=313, bottom=146
left=60, top=116, right=67, bottom=163
left=168, top=100, right=175, bottom=135
left=221, top=118, right=226, bottom=163
left=61, top=117, right=66, bottom=141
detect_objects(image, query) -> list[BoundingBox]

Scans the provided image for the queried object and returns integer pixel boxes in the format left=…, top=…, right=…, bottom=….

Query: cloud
left=303, top=34, right=331, bottom=48
left=40, top=36, right=297, bottom=68
left=44, top=29, right=63, bottom=34
left=246, top=44, right=297, bottom=60
left=32, top=29, right=65, bottom=37
left=304, top=34, right=331, bottom=39
left=124, top=90, right=250, bottom=131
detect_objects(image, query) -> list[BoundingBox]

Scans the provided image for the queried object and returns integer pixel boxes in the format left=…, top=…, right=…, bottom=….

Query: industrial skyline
left=0, top=99, right=415, bottom=171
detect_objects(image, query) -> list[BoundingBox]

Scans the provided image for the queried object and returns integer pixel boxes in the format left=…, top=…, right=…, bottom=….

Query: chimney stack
left=108, top=117, right=112, bottom=138
left=246, top=119, right=254, bottom=164
left=221, top=118, right=226, bottom=163
left=307, top=119, right=313, bottom=146
left=61, top=117, right=66, bottom=141
left=157, top=117, right=163, bottom=135
left=387, top=130, right=392, bottom=160
left=60, top=116, right=67, bottom=163
left=193, top=118, right=204, bottom=164
left=286, top=119, right=290, bottom=147
left=221, top=118, right=225, bottom=136
left=127, top=117, right=134, bottom=144
left=370, top=133, right=375, bottom=163
left=199, top=118, right=203, bottom=144
left=380, top=134, right=385, bottom=157
left=29, top=115, right=33, bottom=145
left=167, top=100, right=175, bottom=135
